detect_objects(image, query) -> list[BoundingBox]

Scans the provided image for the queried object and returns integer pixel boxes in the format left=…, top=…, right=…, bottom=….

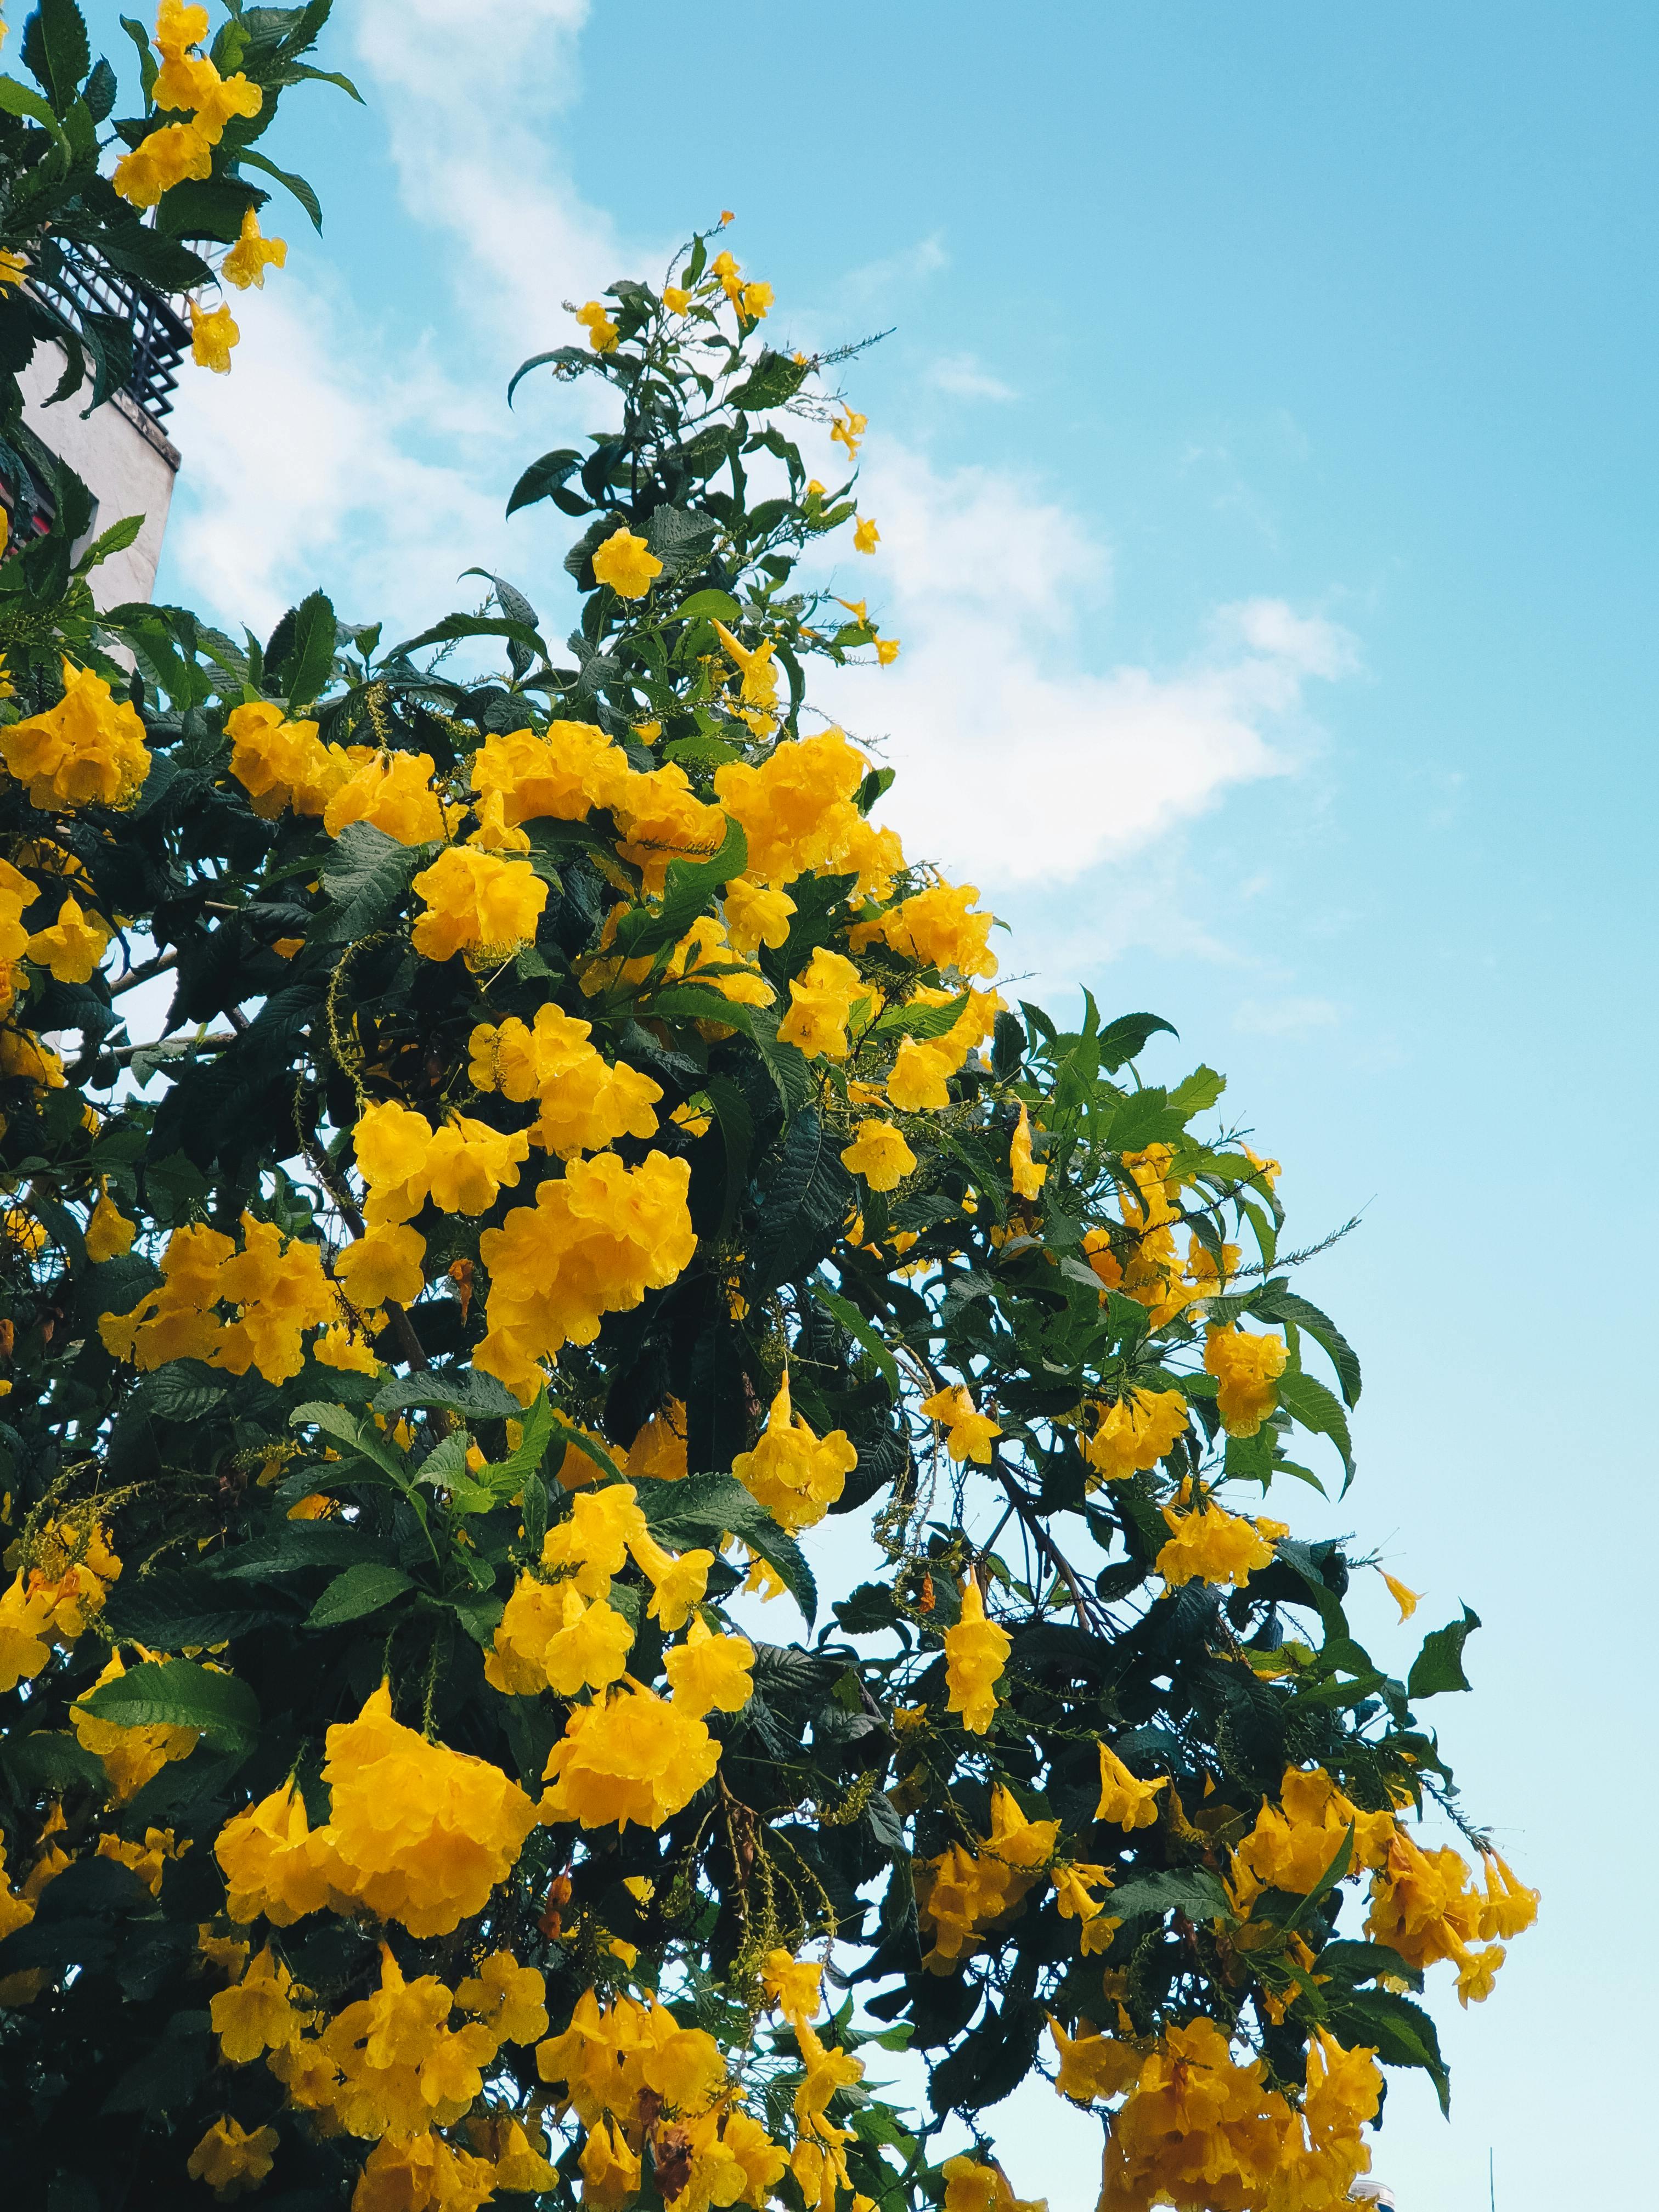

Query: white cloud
left=926, top=353, right=1017, bottom=402
left=160, top=0, right=1357, bottom=907
left=1233, top=995, right=1343, bottom=1037
left=812, top=441, right=1355, bottom=886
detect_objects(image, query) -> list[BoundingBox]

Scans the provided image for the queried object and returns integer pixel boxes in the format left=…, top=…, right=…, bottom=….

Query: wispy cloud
left=926, top=353, right=1017, bottom=402
left=1233, top=995, right=1343, bottom=1037
left=160, top=0, right=1357, bottom=913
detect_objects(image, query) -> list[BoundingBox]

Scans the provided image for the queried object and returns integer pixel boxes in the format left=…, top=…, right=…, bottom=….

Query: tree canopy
left=0, top=7, right=1534, bottom=2209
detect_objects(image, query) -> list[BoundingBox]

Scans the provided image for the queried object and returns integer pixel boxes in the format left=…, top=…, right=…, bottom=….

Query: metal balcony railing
left=34, top=238, right=191, bottom=426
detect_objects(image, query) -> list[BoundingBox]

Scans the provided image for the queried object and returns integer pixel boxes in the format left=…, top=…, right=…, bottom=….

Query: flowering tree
left=0, top=7, right=1536, bottom=2210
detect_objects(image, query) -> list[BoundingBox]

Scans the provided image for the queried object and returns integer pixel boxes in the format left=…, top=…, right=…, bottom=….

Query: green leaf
left=375, top=1370, right=523, bottom=1423
left=1105, top=1867, right=1235, bottom=1925
left=870, top=991, right=969, bottom=1045
left=281, top=60, right=365, bottom=102
left=727, top=348, right=810, bottom=410
left=319, top=821, right=425, bottom=942
left=306, top=1562, right=413, bottom=1628
left=1328, top=1989, right=1450, bottom=2114
left=703, top=1073, right=754, bottom=1242
left=289, top=1398, right=408, bottom=1482
left=1407, top=1605, right=1480, bottom=1699
left=280, top=586, right=338, bottom=707
left=1316, top=1939, right=1423, bottom=1994
left=73, top=511, right=144, bottom=577
left=637, top=1474, right=817, bottom=1626
left=1252, top=1285, right=1362, bottom=1407
left=1096, top=1011, right=1177, bottom=1073
left=1168, top=1064, right=1226, bottom=1115
left=809, top=1279, right=899, bottom=1396
left=1274, top=1366, right=1355, bottom=1481
left=506, top=447, right=584, bottom=518
left=78, top=1658, right=260, bottom=1754
left=384, top=611, right=546, bottom=662
left=0, top=70, right=71, bottom=153
left=30, top=0, right=90, bottom=115
left=93, top=226, right=213, bottom=291
left=497, top=1389, right=562, bottom=1488
left=675, top=588, right=742, bottom=623
left=236, top=146, right=325, bottom=231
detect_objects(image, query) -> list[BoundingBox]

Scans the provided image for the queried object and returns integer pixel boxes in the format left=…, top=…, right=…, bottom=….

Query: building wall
left=17, top=341, right=179, bottom=608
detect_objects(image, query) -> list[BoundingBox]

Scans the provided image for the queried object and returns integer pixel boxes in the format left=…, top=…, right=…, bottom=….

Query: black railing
left=35, top=239, right=191, bottom=426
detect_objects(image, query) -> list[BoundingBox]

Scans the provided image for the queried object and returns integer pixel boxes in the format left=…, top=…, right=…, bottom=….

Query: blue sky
left=97, top=1, right=1659, bottom=2202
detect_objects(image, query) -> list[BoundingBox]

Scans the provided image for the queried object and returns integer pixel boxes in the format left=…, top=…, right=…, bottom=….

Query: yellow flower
left=334, top=1220, right=426, bottom=1310
left=664, top=1613, right=755, bottom=1718
left=853, top=879, right=997, bottom=979
left=1080, top=1388, right=1188, bottom=1482
left=762, top=1946, right=825, bottom=2023
left=854, top=516, right=881, bottom=553
left=410, top=845, right=547, bottom=966
left=541, top=1682, right=721, bottom=1830
left=840, top=1118, right=917, bottom=1192
left=207, top=1943, right=302, bottom=2062
left=0, top=249, right=26, bottom=292
left=112, top=120, right=212, bottom=208
left=1155, top=1500, right=1274, bottom=1590
left=83, top=1185, right=138, bottom=1263
left=831, top=408, right=868, bottom=459
left=1380, top=1568, right=1421, bottom=1621
left=723, top=873, right=795, bottom=955
left=888, top=1034, right=952, bottom=1111
left=214, top=1779, right=335, bottom=1925
left=185, top=2116, right=279, bottom=2201
left=739, top=279, right=774, bottom=319
left=187, top=297, right=239, bottom=373
left=1046, top=2016, right=1142, bottom=2106
left=1204, top=1325, right=1289, bottom=1436
left=455, top=1950, right=550, bottom=2045
left=320, top=1681, right=539, bottom=1936
left=1009, top=1102, right=1047, bottom=1198
left=221, top=206, right=286, bottom=290
left=2, top=660, right=151, bottom=811
left=471, top=720, right=631, bottom=826
left=26, top=893, right=111, bottom=984
left=731, top=1372, right=857, bottom=1532
left=663, top=284, right=691, bottom=314
left=941, top=2154, right=1046, bottom=2212
left=944, top=1577, right=1010, bottom=1734
left=776, top=945, right=867, bottom=1060
left=592, top=526, right=664, bottom=599
left=876, top=635, right=901, bottom=665
left=485, top=1577, right=635, bottom=1697
left=156, top=2, right=210, bottom=62
left=575, top=298, right=619, bottom=352
left=1094, top=1742, right=1167, bottom=1829
left=919, top=1383, right=1002, bottom=1465
left=323, top=747, right=454, bottom=843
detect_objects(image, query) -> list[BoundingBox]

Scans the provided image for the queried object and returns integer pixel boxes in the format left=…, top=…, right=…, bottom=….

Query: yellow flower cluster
left=410, top=847, right=548, bottom=967
left=352, top=1099, right=531, bottom=1224
left=227, top=707, right=451, bottom=828
left=470, top=720, right=630, bottom=826
left=711, top=727, right=902, bottom=894
left=943, top=1577, right=1011, bottom=1734
left=1082, top=1146, right=1240, bottom=1329
left=1, top=663, right=151, bottom=812
left=941, top=2154, right=1047, bottom=2212
left=542, top=1681, right=720, bottom=1831
left=113, top=2, right=261, bottom=210
left=474, top=1150, right=696, bottom=1398
left=918, top=1787, right=1058, bottom=1966
left=1081, top=1387, right=1190, bottom=1483
left=850, top=879, right=998, bottom=979
left=468, top=1003, right=662, bottom=1157
left=1205, top=1325, right=1291, bottom=1437
left=1365, top=1828, right=1536, bottom=2006
left=100, top=1214, right=342, bottom=1386
left=1155, top=1497, right=1278, bottom=1590
left=921, top=1384, right=1002, bottom=1464
left=204, top=1938, right=555, bottom=2199
left=730, top=1373, right=857, bottom=1533
left=217, top=1684, right=537, bottom=1938
left=0, top=1514, right=122, bottom=1690
left=1096, top=2015, right=1383, bottom=2212
left=777, top=945, right=871, bottom=1060
left=535, top=1985, right=787, bottom=2207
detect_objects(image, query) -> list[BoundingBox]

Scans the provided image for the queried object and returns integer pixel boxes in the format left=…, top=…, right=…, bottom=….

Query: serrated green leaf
left=1408, top=1605, right=1480, bottom=1699
left=306, top=1562, right=413, bottom=1628
left=78, top=1659, right=259, bottom=1754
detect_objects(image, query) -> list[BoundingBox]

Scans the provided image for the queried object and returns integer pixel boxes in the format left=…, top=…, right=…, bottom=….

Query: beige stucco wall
left=18, top=340, right=179, bottom=608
